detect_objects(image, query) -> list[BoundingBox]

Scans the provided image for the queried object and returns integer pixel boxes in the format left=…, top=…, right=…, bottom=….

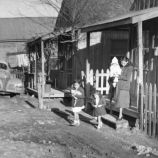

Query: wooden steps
left=65, top=107, right=129, bottom=130
left=101, top=114, right=129, bottom=129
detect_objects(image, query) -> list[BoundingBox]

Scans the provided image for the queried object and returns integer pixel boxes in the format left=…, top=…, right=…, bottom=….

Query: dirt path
left=0, top=95, right=157, bottom=158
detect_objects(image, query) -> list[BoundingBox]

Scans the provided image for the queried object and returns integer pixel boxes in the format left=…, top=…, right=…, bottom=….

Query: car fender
left=6, top=78, right=24, bottom=93
left=0, top=79, right=3, bottom=90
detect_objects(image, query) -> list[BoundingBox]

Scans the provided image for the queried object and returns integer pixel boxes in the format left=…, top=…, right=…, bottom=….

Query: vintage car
left=0, top=60, right=24, bottom=95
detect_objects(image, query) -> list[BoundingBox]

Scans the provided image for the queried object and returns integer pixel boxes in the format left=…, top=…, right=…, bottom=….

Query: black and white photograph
left=0, top=0, right=158, bottom=157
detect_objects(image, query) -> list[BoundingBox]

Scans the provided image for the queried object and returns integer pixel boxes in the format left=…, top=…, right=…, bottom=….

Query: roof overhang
left=81, top=7, right=158, bottom=33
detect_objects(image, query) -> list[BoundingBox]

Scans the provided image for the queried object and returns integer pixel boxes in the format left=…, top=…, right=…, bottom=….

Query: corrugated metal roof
left=0, top=17, right=56, bottom=42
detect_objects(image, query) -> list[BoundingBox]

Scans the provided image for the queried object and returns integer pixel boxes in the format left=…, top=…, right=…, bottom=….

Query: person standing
left=70, top=80, right=85, bottom=126
left=108, top=57, right=122, bottom=107
left=90, top=90, right=106, bottom=129
left=116, top=57, right=133, bottom=120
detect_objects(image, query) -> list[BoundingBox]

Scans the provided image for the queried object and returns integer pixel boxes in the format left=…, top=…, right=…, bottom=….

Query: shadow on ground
left=25, top=101, right=36, bottom=108
left=51, top=108, right=72, bottom=124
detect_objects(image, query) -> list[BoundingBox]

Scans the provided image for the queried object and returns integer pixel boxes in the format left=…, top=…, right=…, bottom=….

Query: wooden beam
left=81, top=18, right=131, bottom=33
left=87, top=32, right=90, bottom=59
left=39, top=39, right=44, bottom=109
left=137, top=21, right=144, bottom=129
left=132, top=9, right=158, bottom=24
left=35, top=48, right=37, bottom=89
left=137, top=21, right=143, bottom=85
left=41, top=39, right=45, bottom=94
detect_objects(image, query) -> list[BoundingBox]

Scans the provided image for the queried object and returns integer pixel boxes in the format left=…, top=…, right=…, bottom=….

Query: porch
left=81, top=7, right=158, bottom=137
left=26, top=34, right=66, bottom=102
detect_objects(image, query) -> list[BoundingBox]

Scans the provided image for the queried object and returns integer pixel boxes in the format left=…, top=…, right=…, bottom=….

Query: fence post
left=100, top=69, right=104, bottom=95
left=89, top=69, right=94, bottom=86
left=106, top=69, right=110, bottom=94
left=95, top=69, right=99, bottom=90
left=153, top=84, right=157, bottom=137
left=149, top=83, right=152, bottom=136
left=37, top=73, right=44, bottom=109
left=145, top=83, right=148, bottom=134
left=140, top=84, right=144, bottom=131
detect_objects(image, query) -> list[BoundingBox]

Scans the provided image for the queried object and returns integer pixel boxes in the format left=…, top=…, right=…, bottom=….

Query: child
left=108, top=57, right=122, bottom=109
left=70, top=80, right=85, bottom=126
left=90, top=91, right=106, bottom=129
left=109, top=57, right=121, bottom=88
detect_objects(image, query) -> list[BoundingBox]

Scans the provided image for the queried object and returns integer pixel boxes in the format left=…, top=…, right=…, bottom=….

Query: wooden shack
left=55, top=0, right=158, bottom=113
left=82, top=7, right=158, bottom=136
left=54, top=0, right=133, bottom=89
left=26, top=33, right=65, bottom=98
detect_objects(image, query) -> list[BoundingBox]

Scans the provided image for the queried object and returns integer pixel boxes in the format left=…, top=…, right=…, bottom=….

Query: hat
left=111, top=57, right=118, bottom=64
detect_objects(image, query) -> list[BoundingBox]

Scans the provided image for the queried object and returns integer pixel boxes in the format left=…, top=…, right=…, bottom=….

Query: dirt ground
left=0, top=95, right=157, bottom=158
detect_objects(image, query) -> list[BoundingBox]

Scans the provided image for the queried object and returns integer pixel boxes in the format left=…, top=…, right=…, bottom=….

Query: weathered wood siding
left=131, top=0, right=158, bottom=10
left=74, top=30, right=129, bottom=80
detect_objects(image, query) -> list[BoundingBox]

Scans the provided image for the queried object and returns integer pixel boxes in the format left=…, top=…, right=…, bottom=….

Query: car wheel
left=10, top=93, right=16, bottom=98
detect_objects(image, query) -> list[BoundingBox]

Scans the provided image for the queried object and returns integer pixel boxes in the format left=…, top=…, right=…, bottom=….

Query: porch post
left=86, top=32, right=90, bottom=84
left=41, top=39, right=45, bottom=96
left=84, top=32, right=91, bottom=109
left=138, top=21, right=143, bottom=85
left=35, top=46, right=37, bottom=89
left=86, top=32, right=90, bottom=83
left=38, top=39, right=44, bottom=109
left=137, top=21, right=144, bottom=130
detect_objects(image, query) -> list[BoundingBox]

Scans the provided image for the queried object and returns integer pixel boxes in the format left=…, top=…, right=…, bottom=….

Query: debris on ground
left=131, top=144, right=158, bottom=157
left=35, top=120, right=56, bottom=125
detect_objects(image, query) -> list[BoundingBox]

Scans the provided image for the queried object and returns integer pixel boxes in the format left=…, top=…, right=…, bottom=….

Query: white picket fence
left=82, top=64, right=110, bottom=95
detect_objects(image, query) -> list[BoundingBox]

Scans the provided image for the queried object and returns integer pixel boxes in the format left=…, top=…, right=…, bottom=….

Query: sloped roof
left=81, top=7, right=158, bottom=32
left=0, top=17, right=56, bottom=42
left=55, top=0, right=134, bottom=30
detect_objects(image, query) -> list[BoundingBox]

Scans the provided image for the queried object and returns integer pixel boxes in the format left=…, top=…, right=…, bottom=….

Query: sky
left=0, top=0, right=62, bottom=18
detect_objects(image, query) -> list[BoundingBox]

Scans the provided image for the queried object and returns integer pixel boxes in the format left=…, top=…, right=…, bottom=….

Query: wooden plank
left=102, top=114, right=129, bottom=129
left=43, top=88, right=65, bottom=98
left=143, top=0, right=146, bottom=9
left=145, top=83, right=148, bottom=134
left=149, top=83, right=152, bottom=136
left=132, top=9, right=158, bottom=24
left=153, top=0, right=156, bottom=7
left=95, top=69, right=99, bottom=90
left=105, top=99, right=139, bottom=118
left=137, top=21, right=143, bottom=85
left=101, top=69, right=104, bottom=95
left=140, top=85, right=144, bottom=131
left=40, top=39, right=44, bottom=109
left=137, top=21, right=144, bottom=121
left=153, top=84, right=157, bottom=137
left=81, top=18, right=132, bottom=33
left=148, top=0, right=151, bottom=8
left=35, top=50, right=37, bottom=89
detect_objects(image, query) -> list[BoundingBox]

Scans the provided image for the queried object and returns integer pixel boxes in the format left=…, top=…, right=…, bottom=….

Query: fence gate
left=84, top=62, right=110, bottom=95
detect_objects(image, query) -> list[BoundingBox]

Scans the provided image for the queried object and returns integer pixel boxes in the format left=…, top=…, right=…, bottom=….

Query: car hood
left=8, top=78, right=23, bottom=84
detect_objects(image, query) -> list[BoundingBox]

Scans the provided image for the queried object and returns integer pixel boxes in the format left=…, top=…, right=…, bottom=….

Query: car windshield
left=0, top=63, right=7, bottom=70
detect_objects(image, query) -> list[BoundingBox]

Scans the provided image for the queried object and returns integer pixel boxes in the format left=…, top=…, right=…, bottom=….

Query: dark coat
left=117, top=63, right=133, bottom=91
left=116, top=63, right=133, bottom=108
left=90, top=95, right=106, bottom=117
left=72, top=87, right=85, bottom=107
